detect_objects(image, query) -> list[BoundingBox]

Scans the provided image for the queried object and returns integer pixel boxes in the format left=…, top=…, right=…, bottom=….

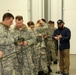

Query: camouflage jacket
left=47, top=25, right=56, bottom=41
left=13, top=24, right=34, bottom=49
left=0, top=23, right=15, bottom=57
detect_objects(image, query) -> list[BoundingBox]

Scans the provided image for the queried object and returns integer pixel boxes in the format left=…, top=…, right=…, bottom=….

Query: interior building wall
left=0, top=0, right=75, bottom=54
left=31, top=0, right=44, bottom=23
left=50, top=0, right=62, bottom=25
left=0, top=0, right=29, bottom=27
left=63, top=0, right=76, bottom=54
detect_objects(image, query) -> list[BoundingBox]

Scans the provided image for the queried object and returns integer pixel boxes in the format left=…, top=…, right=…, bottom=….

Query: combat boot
left=38, top=71, right=45, bottom=75
left=48, top=66, right=52, bottom=73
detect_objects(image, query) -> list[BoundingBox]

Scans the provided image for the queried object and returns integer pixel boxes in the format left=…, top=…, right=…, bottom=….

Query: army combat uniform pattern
left=13, top=25, right=34, bottom=75
left=35, top=22, right=48, bottom=74
left=0, top=23, right=15, bottom=75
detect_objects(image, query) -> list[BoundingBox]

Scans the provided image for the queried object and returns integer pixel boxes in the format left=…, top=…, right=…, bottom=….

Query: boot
left=53, top=59, right=58, bottom=64
left=48, top=66, right=52, bottom=73
left=38, top=71, right=45, bottom=75
left=44, top=73, right=50, bottom=75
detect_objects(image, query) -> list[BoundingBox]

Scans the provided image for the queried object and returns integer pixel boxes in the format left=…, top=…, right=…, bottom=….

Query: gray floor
left=50, top=54, right=76, bottom=75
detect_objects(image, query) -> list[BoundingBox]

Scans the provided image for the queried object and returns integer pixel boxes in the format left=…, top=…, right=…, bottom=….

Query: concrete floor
left=50, top=54, right=76, bottom=75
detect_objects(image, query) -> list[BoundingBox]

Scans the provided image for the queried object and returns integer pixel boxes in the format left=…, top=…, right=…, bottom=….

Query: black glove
left=36, top=36, right=42, bottom=42
left=14, top=37, right=25, bottom=45
left=18, top=37, right=25, bottom=42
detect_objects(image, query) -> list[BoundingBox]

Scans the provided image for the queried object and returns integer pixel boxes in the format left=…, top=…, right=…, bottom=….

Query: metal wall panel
left=0, top=0, right=28, bottom=27
left=63, top=0, right=76, bottom=54
left=31, top=0, right=44, bottom=23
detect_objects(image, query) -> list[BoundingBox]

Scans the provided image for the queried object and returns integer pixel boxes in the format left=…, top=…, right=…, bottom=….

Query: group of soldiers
left=0, top=12, right=58, bottom=75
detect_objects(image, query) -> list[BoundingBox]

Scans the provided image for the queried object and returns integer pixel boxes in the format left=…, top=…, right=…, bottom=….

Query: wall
left=63, top=0, right=76, bottom=54
left=51, top=0, right=62, bottom=27
left=0, top=0, right=28, bottom=28
left=0, top=0, right=76, bottom=54
left=0, top=0, right=45, bottom=24
left=31, top=0, right=44, bottom=23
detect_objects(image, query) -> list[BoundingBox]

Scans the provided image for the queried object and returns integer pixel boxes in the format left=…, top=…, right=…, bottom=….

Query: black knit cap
left=57, top=19, right=64, bottom=25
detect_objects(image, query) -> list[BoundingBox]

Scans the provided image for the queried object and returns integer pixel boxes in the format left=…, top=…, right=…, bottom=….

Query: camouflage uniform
left=28, top=27, right=39, bottom=75
left=37, top=23, right=53, bottom=73
left=0, top=23, right=15, bottom=75
left=35, top=22, right=48, bottom=74
left=46, top=25, right=57, bottom=65
left=13, top=25, right=34, bottom=75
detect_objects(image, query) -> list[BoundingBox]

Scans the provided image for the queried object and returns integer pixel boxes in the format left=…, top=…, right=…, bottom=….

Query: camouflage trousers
left=23, top=49, right=34, bottom=75
left=13, top=49, right=34, bottom=75
left=46, top=40, right=57, bottom=66
left=13, top=52, right=23, bottom=75
left=38, top=47, right=48, bottom=73
left=50, top=41, right=57, bottom=62
left=32, top=43, right=48, bottom=75
left=32, top=46, right=39, bottom=75
left=0, top=57, right=14, bottom=75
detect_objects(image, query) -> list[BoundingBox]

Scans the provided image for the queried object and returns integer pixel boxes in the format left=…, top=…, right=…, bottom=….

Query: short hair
left=48, top=20, right=54, bottom=24
left=37, top=20, right=40, bottom=23
left=2, top=12, right=14, bottom=21
left=27, top=21, right=34, bottom=26
left=41, top=18, right=46, bottom=23
left=15, top=15, right=23, bottom=21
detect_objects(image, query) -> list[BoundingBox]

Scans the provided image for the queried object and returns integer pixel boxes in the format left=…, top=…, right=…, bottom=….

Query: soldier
left=40, top=19, right=53, bottom=74
left=27, top=21, right=39, bottom=75
left=35, top=19, right=49, bottom=75
left=0, top=12, right=15, bottom=75
left=48, top=20, right=58, bottom=64
left=13, top=16, right=34, bottom=75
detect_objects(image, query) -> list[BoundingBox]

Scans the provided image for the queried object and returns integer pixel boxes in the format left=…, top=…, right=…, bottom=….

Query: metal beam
left=44, top=0, right=48, bottom=22
left=62, top=0, right=64, bottom=20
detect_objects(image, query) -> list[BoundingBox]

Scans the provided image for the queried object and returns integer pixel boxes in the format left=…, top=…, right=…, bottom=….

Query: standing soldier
left=13, top=16, right=34, bottom=75
left=48, top=20, right=58, bottom=64
left=0, top=13, right=15, bottom=75
left=40, top=19, right=53, bottom=74
left=35, top=19, right=49, bottom=75
left=27, top=21, right=39, bottom=75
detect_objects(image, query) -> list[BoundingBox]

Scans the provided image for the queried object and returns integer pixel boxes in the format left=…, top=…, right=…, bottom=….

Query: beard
left=58, top=25, right=63, bottom=30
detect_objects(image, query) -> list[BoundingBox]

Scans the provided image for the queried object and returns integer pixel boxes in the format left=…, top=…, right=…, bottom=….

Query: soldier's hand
left=23, top=41, right=28, bottom=46
left=18, top=42, right=23, bottom=46
left=38, top=34, right=42, bottom=36
left=43, top=35, right=48, bottom=38
left=0, top=51, right=3, bottom=58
